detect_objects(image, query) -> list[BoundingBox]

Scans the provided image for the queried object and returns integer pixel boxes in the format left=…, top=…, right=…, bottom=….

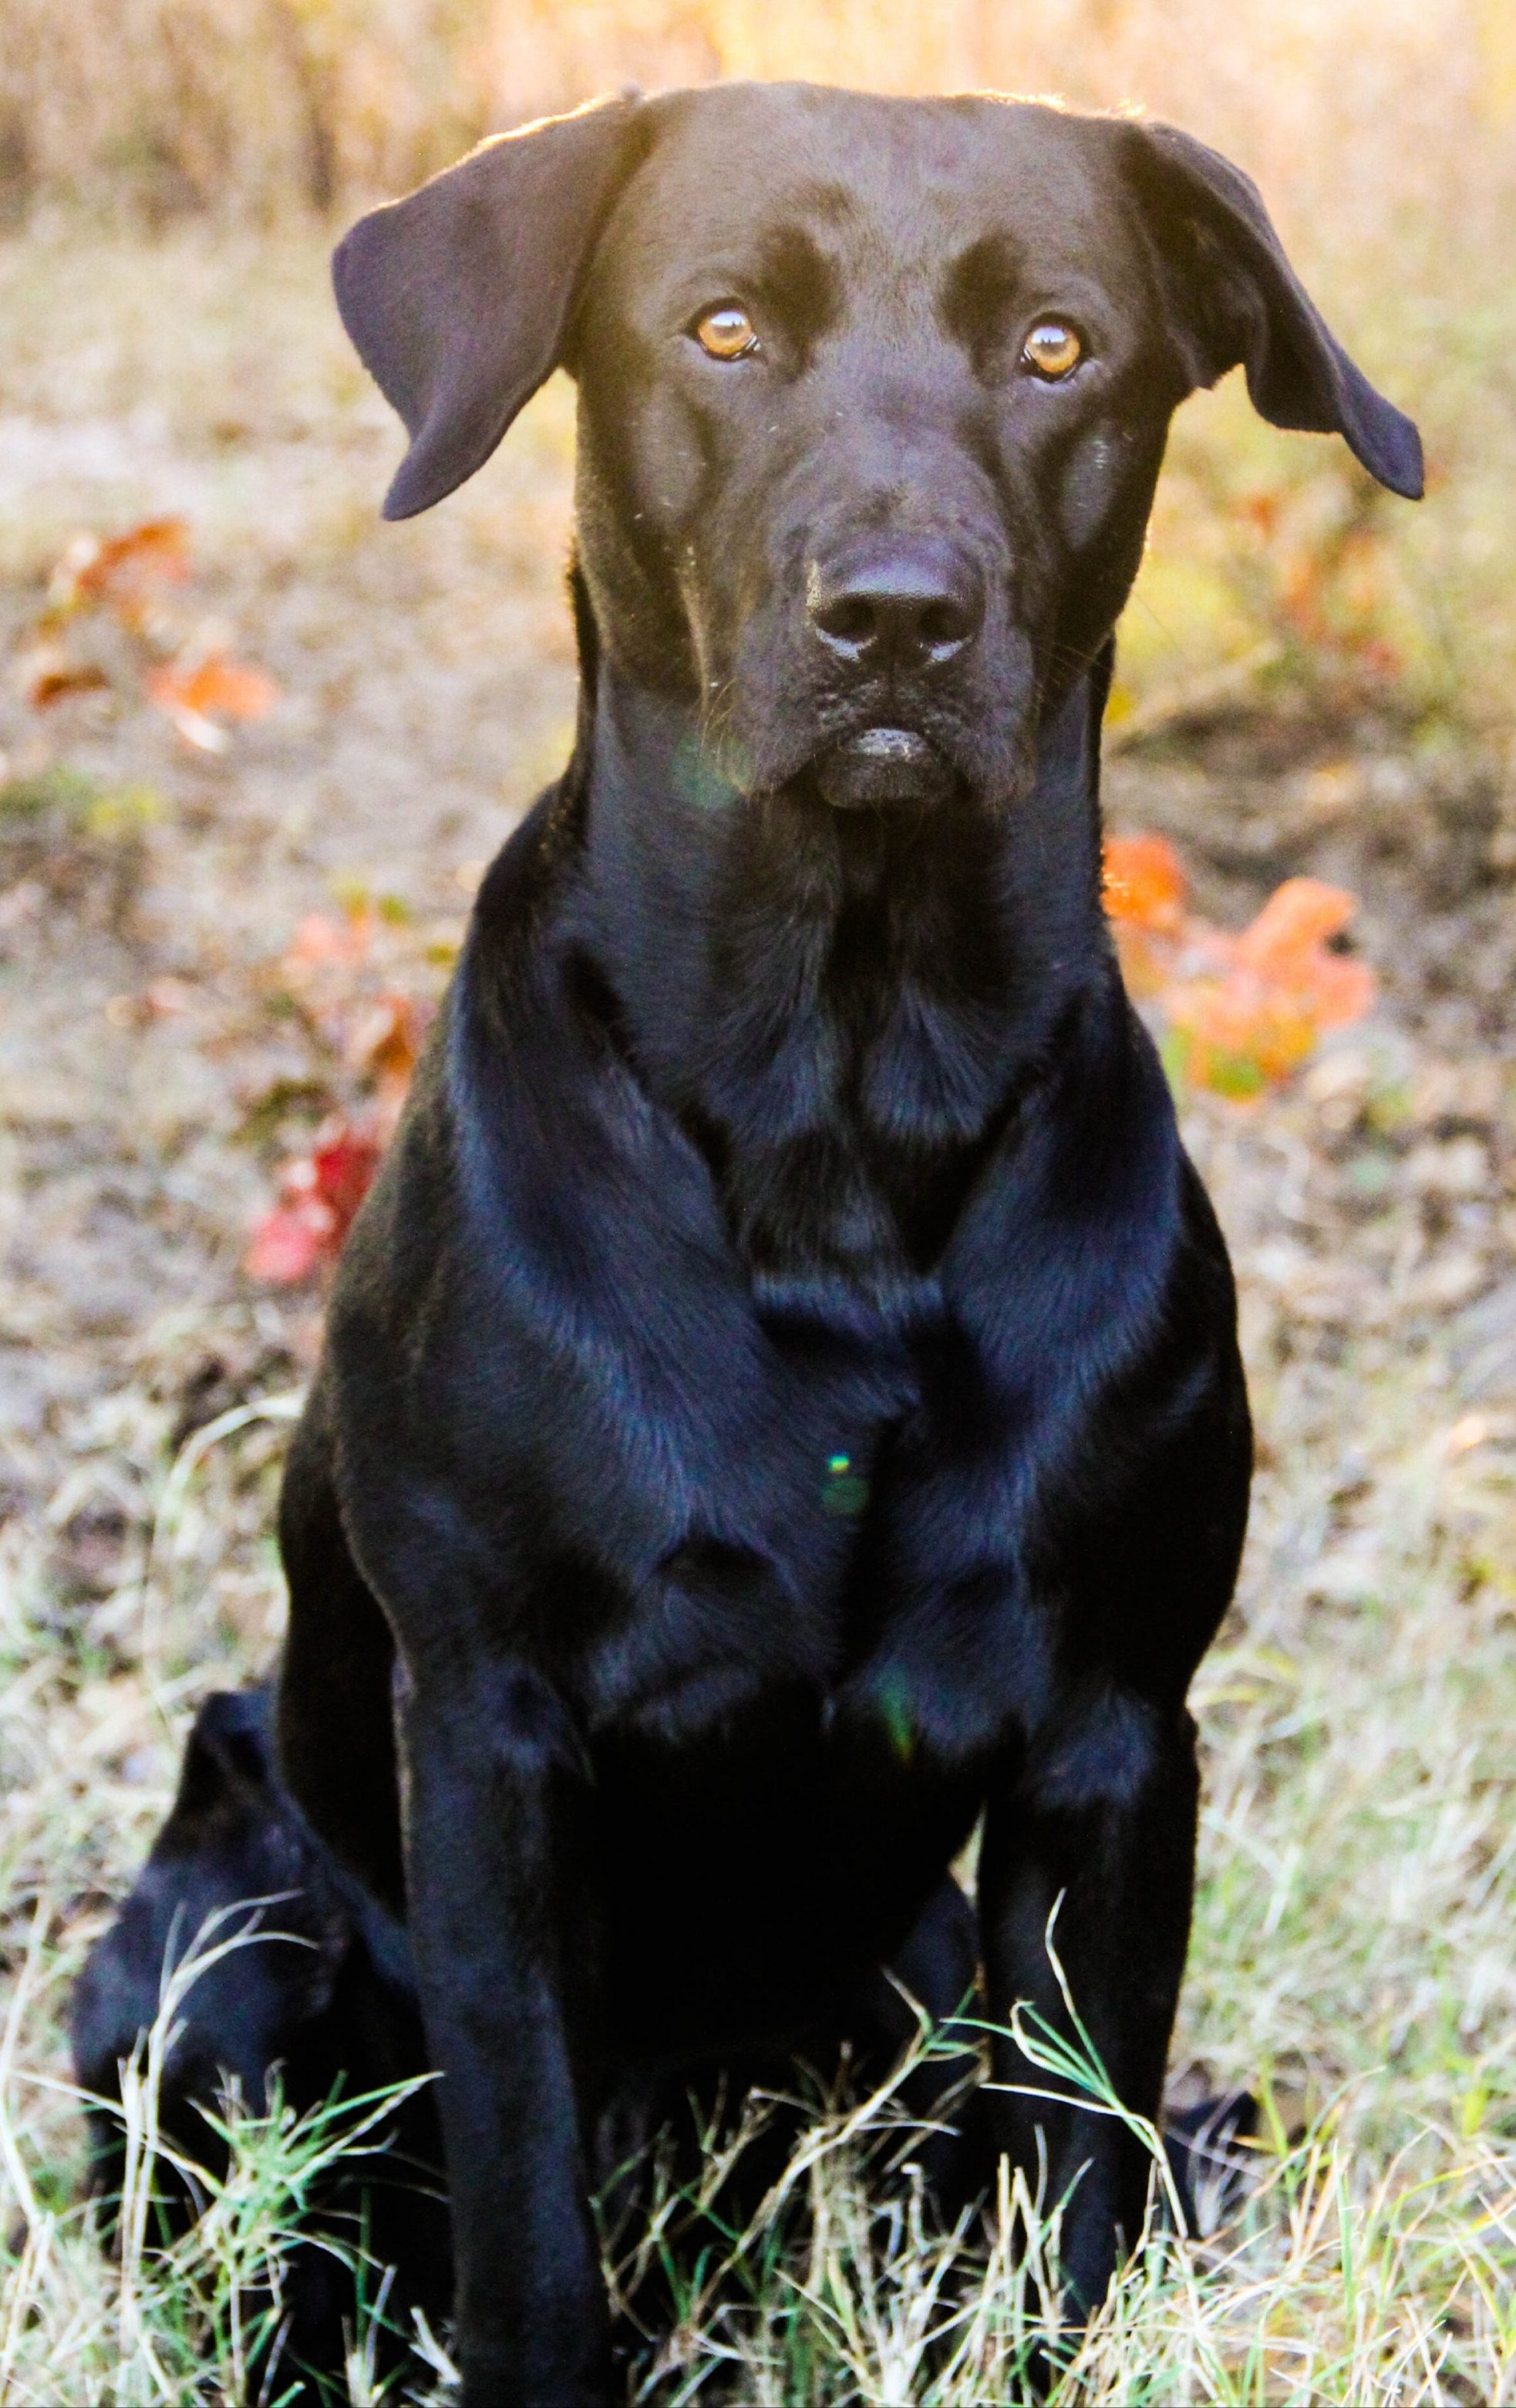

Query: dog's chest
left=687, top=970, right=1019, bottom=1315
left=575, top=1313, right=1031, bottom=1780
left=629, top=800, right=1031, bottom=1313
left=580, top=1382, right=894, bottom=1737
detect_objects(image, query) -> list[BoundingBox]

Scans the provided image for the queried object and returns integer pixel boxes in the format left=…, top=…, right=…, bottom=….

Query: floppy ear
left=335, top=90, right=646, bottom=520
left=1120, top=120, right=1423, bottom=500
left=171, top=1686, right=278, bottom=1820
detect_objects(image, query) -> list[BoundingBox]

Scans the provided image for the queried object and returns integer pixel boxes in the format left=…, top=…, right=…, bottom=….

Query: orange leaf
left=1299, top=954, right=1375, bottom=1026
left=1233, top=877, right=1356, bottom=974
left=1232, top=877, right=1375, bottom=1027
left=1103, top=834, right=1187, bottom=931
left=83, top=518, right=190, bottom=591
left=1168, top=975, right=1321, bottom=1089
left=348, top=993, right=425, bottom=1088
left=146, top=653, right=278, bottom=724
left=52, top=520, right=191, bottom=626
left=1111, top=840, right=1376, bottom=1099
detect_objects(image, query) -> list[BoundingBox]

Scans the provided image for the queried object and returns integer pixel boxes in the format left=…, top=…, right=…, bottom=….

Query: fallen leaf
left=1107, top=844, right=1374, bottom=1100
left=50, top=519, right=190, bottom=628
left=28, top=664, right=111, bottom=709
left=21, top=644, right=111, bottom=709
left=1232, top=877, right=1375, bottom=1028
left=1234, top=876, right=1351, bottom=968
left=308, top=1124, right=383, bottom=1233
left=246, top=1116, right=384, bottom=1282
left=146, top=653, right=278, bottom=744
left=245, top=1199, right=335, bottom=1284
left=347, top=992, right=426, bottom=1089
left=1103, top=832, right=1188, bottom=931
left=1166, top=976, right=1322, bottom=1095
left=282, top=910, right=372, bottom=975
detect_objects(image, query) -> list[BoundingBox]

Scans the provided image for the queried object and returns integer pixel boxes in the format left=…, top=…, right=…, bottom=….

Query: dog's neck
left=572, top=656, right=1117, bottom=1315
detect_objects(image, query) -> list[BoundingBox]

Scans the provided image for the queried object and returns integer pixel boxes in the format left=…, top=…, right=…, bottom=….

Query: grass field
left=1, top=12, right=1515, bottom=2396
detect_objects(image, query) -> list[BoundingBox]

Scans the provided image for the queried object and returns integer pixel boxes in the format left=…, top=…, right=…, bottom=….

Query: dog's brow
left=938, top=231, right=1026, bottom=350
left=751, top=221, right=842, bottom=337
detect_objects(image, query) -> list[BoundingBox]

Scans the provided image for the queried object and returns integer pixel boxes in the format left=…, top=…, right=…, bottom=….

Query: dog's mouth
left=811, top=726, right=957, bottom=811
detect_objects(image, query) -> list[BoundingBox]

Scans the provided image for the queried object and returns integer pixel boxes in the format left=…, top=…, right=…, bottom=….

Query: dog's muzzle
left=802, top=537, right=983, bottom=810
left=814, top=726, right=956, bottom=810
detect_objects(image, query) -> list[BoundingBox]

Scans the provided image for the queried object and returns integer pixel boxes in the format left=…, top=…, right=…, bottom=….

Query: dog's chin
left=810, top=728, right=958, bottom=812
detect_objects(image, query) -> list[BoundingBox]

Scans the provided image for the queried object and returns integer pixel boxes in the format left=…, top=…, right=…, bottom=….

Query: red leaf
left=246, top=1119, right=384, bottom=1283
left=244, top=1200, right=334, bottom=1283
left=309, top=1126, right=382, bottom=1236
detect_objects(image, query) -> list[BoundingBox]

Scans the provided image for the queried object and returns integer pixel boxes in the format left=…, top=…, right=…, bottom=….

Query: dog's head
left=335, top=83, right=1420, bottom=816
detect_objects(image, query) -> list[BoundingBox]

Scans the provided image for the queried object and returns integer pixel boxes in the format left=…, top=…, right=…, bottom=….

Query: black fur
left=82, top=80, right=1419, bottom=2406
left=70, top=1687, right=451, bottom=2393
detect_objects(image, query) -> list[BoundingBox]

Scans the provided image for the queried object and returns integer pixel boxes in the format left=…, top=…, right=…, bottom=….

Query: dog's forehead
left=605, top=83, right=1130, bottom=301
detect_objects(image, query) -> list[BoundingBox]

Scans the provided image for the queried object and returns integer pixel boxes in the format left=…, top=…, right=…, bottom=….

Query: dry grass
left=3, top=0, right=1514, bottom=234
left=1, top=8, right=1515, bottom=2397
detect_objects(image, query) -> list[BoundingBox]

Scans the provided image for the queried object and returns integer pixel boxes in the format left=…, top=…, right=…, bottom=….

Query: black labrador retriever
left=80, top=79, right=1422, bottom=2407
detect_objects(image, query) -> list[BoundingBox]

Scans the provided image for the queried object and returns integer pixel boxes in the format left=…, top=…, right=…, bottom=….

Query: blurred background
left=2, top=6, right=1516, bottom=2399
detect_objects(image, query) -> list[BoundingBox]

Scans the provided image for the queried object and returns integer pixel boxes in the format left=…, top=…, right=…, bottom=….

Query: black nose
left=807, top=544, right=982, bottom=672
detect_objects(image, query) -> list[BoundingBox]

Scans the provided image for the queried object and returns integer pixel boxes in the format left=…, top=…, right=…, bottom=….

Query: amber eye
left=695, top=304, right=760, bottom=361
left=1022, top=322, right=1083, bottom=379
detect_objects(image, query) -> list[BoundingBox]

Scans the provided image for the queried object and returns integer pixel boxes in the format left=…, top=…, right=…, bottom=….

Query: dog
left=81, top=79, right=1420, bottom=2407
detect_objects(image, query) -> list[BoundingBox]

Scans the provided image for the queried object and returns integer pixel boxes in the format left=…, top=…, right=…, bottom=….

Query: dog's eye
left=694, top=305, right=760, bottom=362
left=1022, top=322, right=1083, bottom=379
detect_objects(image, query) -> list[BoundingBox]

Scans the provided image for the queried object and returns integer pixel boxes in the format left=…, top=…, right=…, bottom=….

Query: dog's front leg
left=979, top=1697, right=1200, bottom=2319
left=396, top=1652, right=609, bottom=2408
